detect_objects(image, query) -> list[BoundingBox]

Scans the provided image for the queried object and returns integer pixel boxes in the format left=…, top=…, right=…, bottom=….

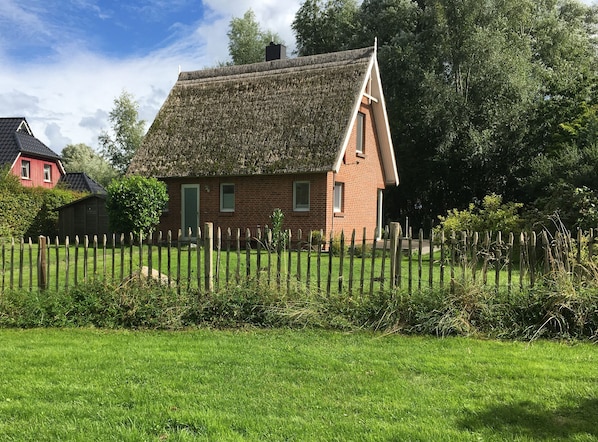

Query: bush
left=0, top=168, right=81, bottom=238
left=435, top=194, right=523, bottom=235
left=106, top=175, right=168, bottom=236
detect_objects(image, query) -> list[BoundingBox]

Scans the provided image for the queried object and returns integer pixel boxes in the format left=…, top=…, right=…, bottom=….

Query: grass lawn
left=0, top=329, right=596, bottom=441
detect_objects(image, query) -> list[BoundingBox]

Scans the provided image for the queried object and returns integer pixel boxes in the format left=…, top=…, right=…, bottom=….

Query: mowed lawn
left=0, top=329, right=596, bottom=441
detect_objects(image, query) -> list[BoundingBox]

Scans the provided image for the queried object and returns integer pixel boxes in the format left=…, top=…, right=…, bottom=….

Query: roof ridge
left=179, top=47, right=373, bottom=83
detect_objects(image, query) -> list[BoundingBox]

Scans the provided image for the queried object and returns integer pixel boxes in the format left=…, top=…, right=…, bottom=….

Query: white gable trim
left=333, top=53, right=399, bottom=186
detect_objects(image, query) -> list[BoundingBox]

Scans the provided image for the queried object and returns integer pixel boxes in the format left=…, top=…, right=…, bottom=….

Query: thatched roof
left=129, top=46, right=397, bottom=183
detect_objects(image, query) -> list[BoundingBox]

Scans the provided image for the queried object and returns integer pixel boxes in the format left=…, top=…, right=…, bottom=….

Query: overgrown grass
left=1, top=276, right=596, bottom=340
left=0, top=328, right=596, bottom=441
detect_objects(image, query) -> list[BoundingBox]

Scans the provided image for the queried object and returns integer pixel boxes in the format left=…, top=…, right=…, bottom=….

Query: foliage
left=98, top=91, right=146, bottom=175
left=24, top=186, right=82, bottom=238
left=292, top=0, right=598, bottom=229
left=526, top=104, right=598, bottom=229
left=61, top=143, right=118, bottom=188
left=106, top=175, right=168, bottom=236
left=293, top=0, right=359, bottom=56
left=268, top=208, right=288, bottom=250
left=435, top=194, right=523, bottom=234
left=0, top=167, right=80, bottom=238
left=226, top=9, right=282, bottom=65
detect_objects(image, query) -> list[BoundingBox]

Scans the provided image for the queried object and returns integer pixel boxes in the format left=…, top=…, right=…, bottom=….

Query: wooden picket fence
left=0, top=222, right=594, bottom=295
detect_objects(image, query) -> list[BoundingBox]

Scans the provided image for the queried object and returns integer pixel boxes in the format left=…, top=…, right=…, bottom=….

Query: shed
left=57, top=194, right=109, bottom=239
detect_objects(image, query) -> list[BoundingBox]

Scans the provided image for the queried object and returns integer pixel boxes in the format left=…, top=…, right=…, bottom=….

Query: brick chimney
left=265, top=42, right=286, bottom=61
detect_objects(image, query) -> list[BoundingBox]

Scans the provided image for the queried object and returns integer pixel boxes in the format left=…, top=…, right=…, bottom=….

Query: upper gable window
left=220, top=183, right=235, bottom=212
left=43, top=164, right=52, bottom=182
left=21, top=160, right=30, bottom=179
left=356, top=112, right=365, bottom=154
left=293, top=181, right=310, bottom=211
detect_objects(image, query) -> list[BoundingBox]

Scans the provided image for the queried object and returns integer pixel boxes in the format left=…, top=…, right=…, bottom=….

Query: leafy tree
left=106, top=176, right=168, bottom=236
left=292, top=0, right=598, bottom=230
left=227, top=9, right=282, bottom=65
left=99, top=91, right=146, bottom=175
left=293, top=0, right=359, bottom=56
left=61, top=143, right=118, bottom=188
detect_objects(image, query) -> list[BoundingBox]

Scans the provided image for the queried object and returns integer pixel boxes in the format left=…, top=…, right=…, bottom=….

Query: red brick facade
left=157, top=99, right=387, bottom=241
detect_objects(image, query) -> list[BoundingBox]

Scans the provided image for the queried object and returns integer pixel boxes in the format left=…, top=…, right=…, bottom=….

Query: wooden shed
left=57, top=194, right=109, bottom=239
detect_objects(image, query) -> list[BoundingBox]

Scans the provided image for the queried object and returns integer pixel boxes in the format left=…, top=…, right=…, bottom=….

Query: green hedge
left=0, top=169, right=82, bottom=238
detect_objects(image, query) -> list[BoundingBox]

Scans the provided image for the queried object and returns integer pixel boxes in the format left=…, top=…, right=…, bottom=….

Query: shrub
left=106, top=175, right=168, bottom=236
left=0, top=168, right=80, bottom=238
left=435, top=194, right=523, bottom=235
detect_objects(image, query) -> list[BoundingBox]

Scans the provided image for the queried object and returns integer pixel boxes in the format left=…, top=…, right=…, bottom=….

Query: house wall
left=326, top=98, right=386, bottom=240
left=10, top=155, right=62, bottom=188
left=158, top=173, right=329, bottom=238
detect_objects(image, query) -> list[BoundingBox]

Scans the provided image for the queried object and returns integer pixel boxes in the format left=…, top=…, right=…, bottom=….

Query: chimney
left=266, top=42, right=286, bottom=61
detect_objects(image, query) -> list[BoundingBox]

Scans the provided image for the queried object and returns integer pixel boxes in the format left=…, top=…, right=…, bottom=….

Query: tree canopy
left=98, top=91, right=146, bottom=175
left=227, top=9, right=282, bottom=65
left=292, top=0, right=598, bottom=229
left=61, top=143, right=118, bottom=188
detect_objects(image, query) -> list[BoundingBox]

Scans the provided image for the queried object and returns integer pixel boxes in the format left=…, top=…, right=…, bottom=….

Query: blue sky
left=0, top=0, right=301, bottom=152
left=0, top=0, right=595, bottom=154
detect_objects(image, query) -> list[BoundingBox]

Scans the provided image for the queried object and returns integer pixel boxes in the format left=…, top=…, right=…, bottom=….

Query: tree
left=227, top=9, right=282, bottom=65
left=98, top=91, right=146, bottom=175
left=61, top=143, right=118, bottom=188
left=292, top=0, right=598, bottom=229
left=106, top=175, right=168, bottom=236
left=293, top=0, right=359, bottom=56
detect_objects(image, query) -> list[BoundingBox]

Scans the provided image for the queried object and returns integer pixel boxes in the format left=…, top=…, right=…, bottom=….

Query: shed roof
left=59, top=172, right=106, bottom=194
left=128, top=47, right=398, bottom=185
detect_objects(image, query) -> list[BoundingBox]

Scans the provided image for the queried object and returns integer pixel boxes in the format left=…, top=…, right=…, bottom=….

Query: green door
left=182, top=184, right=199, bottom=238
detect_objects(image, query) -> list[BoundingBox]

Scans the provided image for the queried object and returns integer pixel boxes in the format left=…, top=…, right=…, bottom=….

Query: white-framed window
left=21, top=160, right=30, bottom=179
left=43, top=164, right=52, bottom=182
left=220, top=183, right=235, bottom=212
left=356, top=112, right=365, bottom=154
left=293, top=181, right=310, bottom=211
left=333, top=182, right=344, bottom=213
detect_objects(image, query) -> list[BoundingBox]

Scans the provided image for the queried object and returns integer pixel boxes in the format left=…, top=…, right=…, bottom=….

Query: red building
left=0, top=117, right=65, bottom=188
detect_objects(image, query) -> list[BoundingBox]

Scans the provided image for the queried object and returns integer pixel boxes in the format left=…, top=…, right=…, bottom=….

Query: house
left=128, top=45, right=399, bottom=239
left=0, top=117, right=65, bottom=188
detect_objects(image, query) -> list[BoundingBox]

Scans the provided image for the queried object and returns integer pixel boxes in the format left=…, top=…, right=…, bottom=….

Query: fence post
left=389, top=222, right=401, bottom=289
left=204, top=222, right=214, bottom=293
left=38, top=236, right=47, bottom=290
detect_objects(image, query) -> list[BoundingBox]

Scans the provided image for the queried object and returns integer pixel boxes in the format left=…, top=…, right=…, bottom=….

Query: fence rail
left=1, top=222, right=593, bottom=296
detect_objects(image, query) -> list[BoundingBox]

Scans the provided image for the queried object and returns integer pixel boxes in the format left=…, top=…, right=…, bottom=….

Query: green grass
left=1, top=240, right=523, bottom=296
left=0, top=329, right=596, bottom=441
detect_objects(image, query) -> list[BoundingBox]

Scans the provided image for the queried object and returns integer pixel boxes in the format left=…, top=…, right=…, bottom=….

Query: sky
left=0, top=0, right=595, bottom=155
left=0, top=0, right=302, bottom=153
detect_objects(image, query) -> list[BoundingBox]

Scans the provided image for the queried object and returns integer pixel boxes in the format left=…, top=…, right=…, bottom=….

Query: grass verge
left=0, top=329, right=596, bottom=441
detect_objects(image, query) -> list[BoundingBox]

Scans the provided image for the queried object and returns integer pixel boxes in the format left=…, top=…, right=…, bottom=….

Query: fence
left=0, top=222, right=593, bottom=296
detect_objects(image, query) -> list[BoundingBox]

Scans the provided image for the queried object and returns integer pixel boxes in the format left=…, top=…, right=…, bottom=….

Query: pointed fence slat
left=2, top=224, right=595, bottom=298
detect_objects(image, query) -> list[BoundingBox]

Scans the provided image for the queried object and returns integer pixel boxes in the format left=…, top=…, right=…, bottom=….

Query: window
left=43, top=164, right=52, bottom=182
left=293, top=181, right=310, bottom=211
left=333, top=182, right=344, bottom=213
left=21, top=160, right=30, bottom=179
left=220, top=183, right=235, bottom=212
left=356, top=112, right=365, bottom=154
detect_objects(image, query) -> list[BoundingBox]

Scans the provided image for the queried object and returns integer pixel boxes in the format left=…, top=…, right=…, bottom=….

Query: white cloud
left=0, top=0, right=302, bottom=153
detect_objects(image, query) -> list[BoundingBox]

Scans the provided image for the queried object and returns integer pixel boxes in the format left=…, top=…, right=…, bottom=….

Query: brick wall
left=328, top=99, right=385, bottom=240
left=158, top=173, right=329, bottom=237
